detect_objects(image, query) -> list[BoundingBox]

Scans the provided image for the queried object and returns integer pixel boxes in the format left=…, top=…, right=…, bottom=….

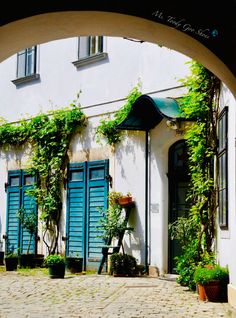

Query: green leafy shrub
left=110, top=253, right=137, bottom=276
left=17, top=207, right=37, bottom=254
left=97, top=191, right=134, bottom=253
left=4, top=252, right=18, bottom=259
left=107, top=191, right=123, bottom=205
left=170, top=61, right=221, bottom=290
left=175, top=241, right=199, bottom=290
left=194, top=265, right=229, bottom=285
left=96, top=84, right=142, bottom=146
left=44, top=254, right=65, bottom=266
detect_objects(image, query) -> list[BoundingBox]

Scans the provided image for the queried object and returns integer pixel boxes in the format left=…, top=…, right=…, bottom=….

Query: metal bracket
left=4, top=182, right=8, bottom=192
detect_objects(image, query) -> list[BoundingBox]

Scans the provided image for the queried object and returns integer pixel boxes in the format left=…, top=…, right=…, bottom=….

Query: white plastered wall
left=111, top=118, right=184, bottom=273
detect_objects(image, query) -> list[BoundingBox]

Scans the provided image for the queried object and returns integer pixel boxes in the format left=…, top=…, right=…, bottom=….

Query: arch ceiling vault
left=1, top=1, right=236, bottom=96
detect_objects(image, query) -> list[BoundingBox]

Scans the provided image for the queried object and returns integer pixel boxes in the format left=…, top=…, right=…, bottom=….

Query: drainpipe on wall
left=144, top=130, right=149, bottom=274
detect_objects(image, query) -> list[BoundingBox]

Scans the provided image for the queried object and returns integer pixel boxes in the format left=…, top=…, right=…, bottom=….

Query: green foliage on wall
left=170, top=60, right=221, bottom=289
left=96, top=84, right=142, bottom=146
left=0, top=98, right=87, bottom=254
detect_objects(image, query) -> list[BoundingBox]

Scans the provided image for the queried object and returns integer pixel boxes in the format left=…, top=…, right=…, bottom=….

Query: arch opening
left=0, top=11, right=235, bottom=97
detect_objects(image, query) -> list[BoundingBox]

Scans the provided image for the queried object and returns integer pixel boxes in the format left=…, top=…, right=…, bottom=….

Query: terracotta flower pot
left=197, top=284, right=207, bottom=301
left=118, top=196, right=133, bottom=205
left=197, top=281, right=222, bottom=302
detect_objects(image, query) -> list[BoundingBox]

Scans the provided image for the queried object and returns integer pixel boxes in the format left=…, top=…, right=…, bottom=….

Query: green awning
left=116, top=94, right=185, bottom=131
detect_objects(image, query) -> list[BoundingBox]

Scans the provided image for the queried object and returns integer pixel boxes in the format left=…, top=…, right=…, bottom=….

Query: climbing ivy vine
left=96, top=84, right=142, bottom=146
left=169, top=61, right=221, bottom=289
left=0, top=98, right=87, bottom=254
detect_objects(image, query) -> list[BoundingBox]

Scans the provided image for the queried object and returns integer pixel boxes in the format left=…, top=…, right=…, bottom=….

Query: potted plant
left=118, top=192, right=133, bottom=206
left=107, top=191, right=134, bottom=206
left=33, top=253, right=45, bottom=267
left=110, top=252, right=137, bottom=276
left=97, top=191, right=135, bottom=274
left=97, top=198, right=134, bottom=254
left=0, top=251, right=4, bottom=265
left=44, top=254, right=66, bottom=278
left=4, top=252, right=18, bottom=271
left=0, top=240, right=4, bottom=265
left=66, top=252, right=83, bottom=273
left=194, top=264, right=229, bottom=302
left=17, top=207, right=37, bottom=268
left=107, top=191, right=123, bottom=205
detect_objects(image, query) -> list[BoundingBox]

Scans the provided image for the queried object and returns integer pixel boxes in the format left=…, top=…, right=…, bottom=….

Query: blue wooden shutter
left=66, top=163, right=86, bottom=258
left=20, top=172, right=37, bottom=254
left=6, top=170, right=37, bottom=254
left=86, top=160, right=109, bottom=269
left=6, top=171, right=21, bottom=254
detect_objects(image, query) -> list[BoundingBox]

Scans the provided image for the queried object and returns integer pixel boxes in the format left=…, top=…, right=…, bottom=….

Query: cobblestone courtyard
left=0, top=269, right=236, bottom=318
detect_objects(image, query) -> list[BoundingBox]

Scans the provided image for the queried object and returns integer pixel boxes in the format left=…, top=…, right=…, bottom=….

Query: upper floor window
left=12, top=46, right=40, bottom=86
left=78, top=36, right=103, bottom=59
left=17, top=46, right=37, bottom=78
left=72, top=36, right=108, bottom=68
left=218, top=106, right=228, bottom=229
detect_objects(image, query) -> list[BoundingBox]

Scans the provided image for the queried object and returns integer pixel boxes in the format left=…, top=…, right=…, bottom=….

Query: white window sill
left=72, top=52, right=108, bottom=68
left=12, top=73, right=40, bottom=86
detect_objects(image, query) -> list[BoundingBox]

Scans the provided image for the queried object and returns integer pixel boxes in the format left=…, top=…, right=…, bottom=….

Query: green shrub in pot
left=194, top=264, right=229, bottom=302
left=110, top=253, right=137, bottom=277
left=44, top=254, right=66, bottom=278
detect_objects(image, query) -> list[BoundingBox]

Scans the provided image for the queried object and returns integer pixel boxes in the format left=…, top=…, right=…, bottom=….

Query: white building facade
left=0, top=35, right=236, bottom=306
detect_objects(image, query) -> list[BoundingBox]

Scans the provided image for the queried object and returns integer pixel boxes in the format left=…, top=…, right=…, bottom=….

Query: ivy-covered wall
left=0, top=100, right=87, bottom=254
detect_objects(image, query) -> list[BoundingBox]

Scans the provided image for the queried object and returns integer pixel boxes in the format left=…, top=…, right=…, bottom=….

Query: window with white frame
left=78, top=36, right=103, bottom=59
left=17, top=46, right=37, bottom=78
left=218, top=106, right=228, bottom=229
left=12, top=46, right=39, bottom=85
left=72, top=36, right=107, bottom=68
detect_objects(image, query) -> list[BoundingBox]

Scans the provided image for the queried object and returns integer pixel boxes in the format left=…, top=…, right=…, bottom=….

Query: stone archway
left=0, top=3, right=236, bottom=96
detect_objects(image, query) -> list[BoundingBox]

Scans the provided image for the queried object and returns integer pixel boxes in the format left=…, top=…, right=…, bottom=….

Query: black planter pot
left=66, top=257, right=83, bottom=273
left=0, top=251, right=4, bottom=265
left=34, top=254, right=45, bottom=268
left=48, top=263, right=65, bottom=278
left=5, top=257, right=18, bottom=271
left=18, top=254, right=35, bottom=268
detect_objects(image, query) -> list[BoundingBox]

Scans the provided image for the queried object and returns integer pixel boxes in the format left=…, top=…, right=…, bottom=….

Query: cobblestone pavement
left=1, top=270, right=236, bottom=318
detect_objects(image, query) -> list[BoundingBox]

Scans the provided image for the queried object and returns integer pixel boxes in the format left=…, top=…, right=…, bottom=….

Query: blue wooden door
left=20, top=171, right=37, bottom=254
left=66, top=160, right=109, bottom=270
left=66, top=163, right=86, bottom=259
left=86, top=160, right=109, bottom=269
left=6, top=170, right=37, bottom=254
left=6, top=171, right=21, bottom=254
